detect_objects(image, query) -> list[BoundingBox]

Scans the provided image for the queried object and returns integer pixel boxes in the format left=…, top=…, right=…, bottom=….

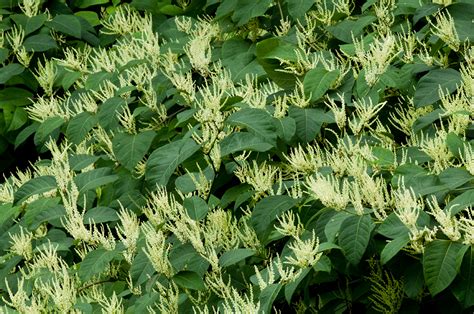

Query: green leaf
left=4, top=107, right=28, bottom=132
left=446, top=132, right=464, bottom=158
left=0, top=203, right=20, bottom=225
left=66, top=112, right=97, bottom=145
left=377, top=213, right=409, bottom=239
left=219, top=248, right=256, bottom=267
left=14, top=176, right=57, bottom=205
left=130, top=250, right=156, bottom=286
left=0, top=87, right=33, bottom=107
left=0, top=64, right=24, bottom=84
left=289, top=107, right=334, bottom=142
left=220, top=132, right=274, bottom=156
left=324, top=211, right=351, bottom=243
left=338, top=215, right=374, bottom=265
left=381, top=234, right=410, bottom=265
left=423, top=240, right=465, bottom=296
left=285, top=268, right=310, bottom=303
left=79, top=247, right=119, bottom=281
left=74, top=11, right=100, bottom=27
left=274, top=116, right=296, bottom=143
left=326, top=15, right=377, bottom=43
left=74, top=168, right=119, bottom=195
left=285, top=0, right=314, bottom=20
left=83, top=207, right=119, bottom=224
left=73, top=0, right=109, bottom=8
left=414, top=69, right=462, bottom=107
left=112, top=131, right=155, bottom=171
left=47, top=15, right=82, bottom=38
left=183, top=196, right=209, bottom=221
left=231, top=0, right=272, bottom=26
left=251, top=195, right=299, bottom=242
left=226, top=108, right=277, bottom=143
left=259, top=284, right=282, bottom=313
left=451, top=246, right=474, bottom=308
left=173, top=271, right=206, bottom=290
left=34, top=116, right=65, bottom=144
left=304, top=67, right=340, bottom=102
left=221, top=39, right=264, bottom=81
left=146, top=138, right=200, bottom=186
left=23, top=34, right=57, bottom=52
left=445, top=190, right=474, bottom=216
left=69, top=154, right=100, bottom=171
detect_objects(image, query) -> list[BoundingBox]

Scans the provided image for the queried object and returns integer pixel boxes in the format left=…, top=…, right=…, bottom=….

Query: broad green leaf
left=327, top=15, right=377, bottom=43
left=445, top=132, right=465, bottom=158
left=377, top=213, right=409, bottom=239
left=14, top=176, right=57, bottom=205
left=274, top=116, right=296, bottom=143
left=175, top=166, right=214, bottom=194
left=289, top=107, right=334, bottom=142
left=412, top=109, right=444, bottom=133
left=4, top=106, right=28, bottom=132
left=451, top=246, right=474, bottom=308
left=219, top=248, right=256, bottom=267
left=251, top=195, right=299, bottom=242
left=220, top=132, right=274, bottom=156
left=285, top=268, right=310, bottom=303
left=47, top=15, right=82, bottom=38
left=303, top=67, right=340, bottom=102
left=34, top=116, right=65, bottom=144
left=183, top=196, right=209, bottom=221
left=445, top=190, right=474, bottom=216
left=414, top=69, right=461, bottom=107
left=285, top=0, right=314, bottom=20
left=83, top=207, right=119, bottom=224
left=381, top=234, right=410, bottom=264
left=79, top=247, right=119, bottom=281
left=259, top=284, right=282, bottom=313
left=0, top=204, right=20, bottom=225
left=221, top=39, right=263, bottom=81
left=423, top=240, right=465, bottom=296
left=21, top=197, right=60, bottom=227
left=32, top=205, right=66, bottom=228
left=170, top=244, right=210, bottom=276
left=73, top=0, right=109, bottom=8
left=74, top=168, right=119, bottom=195
left=112, top=131, right=155, bottom=171
left=0, top=64, right=24, bottom=84
left=403, top=261, right=424, bottom=298
left=173, top=271, right=206, bottom=290
left=0, top=88, right=33, bottom=107
left=231, top=0, right=272, bottom=26
left=66, top=112, right=97, bottom=145
left=69, top=154, right=100, bottom=171
left=10, top=13, right=47, bottom=35
left=256, top=38, right=298, bottom=89
left=226, top=108, right=277, bottom=144
left=74, top=11, right=100, bottom=27
left=23, top=34, right=57, bottom=52
left=130, top=250, right=156, bottom=286
left=146, top=138, right=200, bottom=186
left=324, top=211, right=351, bottom=243
left=338, top=215, right=375, bottom=265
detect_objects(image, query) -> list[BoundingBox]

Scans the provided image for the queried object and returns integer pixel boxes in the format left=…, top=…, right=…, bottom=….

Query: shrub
left=0, top=0, right=473, bottom=312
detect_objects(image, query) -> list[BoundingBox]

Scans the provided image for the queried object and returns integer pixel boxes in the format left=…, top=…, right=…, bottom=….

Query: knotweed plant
left=0, top=0, right=472, bottom=313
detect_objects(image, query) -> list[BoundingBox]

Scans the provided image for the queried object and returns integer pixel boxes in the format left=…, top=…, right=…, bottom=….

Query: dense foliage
left=0, top=0, right=473, bottom=312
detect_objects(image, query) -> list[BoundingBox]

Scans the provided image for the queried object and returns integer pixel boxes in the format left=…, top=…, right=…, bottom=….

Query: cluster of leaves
left=0, top=0, right=473, bottom=312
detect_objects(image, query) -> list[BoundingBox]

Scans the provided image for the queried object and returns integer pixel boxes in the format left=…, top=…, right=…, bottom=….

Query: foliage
left=0, top=0, right=473, bottom=312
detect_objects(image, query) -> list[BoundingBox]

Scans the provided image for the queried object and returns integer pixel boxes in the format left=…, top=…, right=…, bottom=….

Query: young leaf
left=338, top=214, right=375, bottom=265
left=423, top=240, right=465, bottom=296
